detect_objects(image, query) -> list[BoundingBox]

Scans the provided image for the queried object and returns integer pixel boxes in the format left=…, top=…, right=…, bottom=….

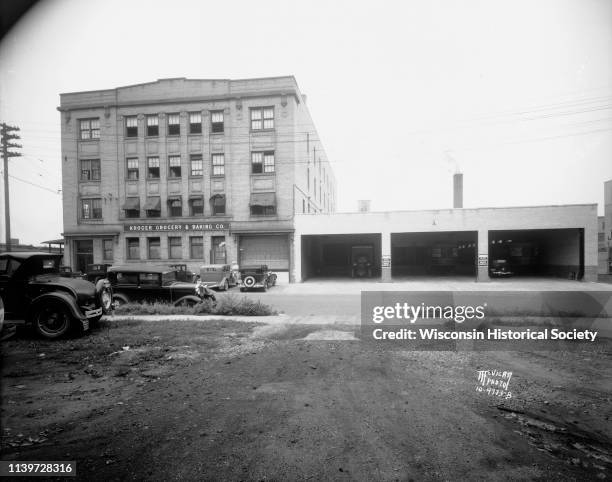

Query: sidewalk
left=272, top=278, right=612, bottom=295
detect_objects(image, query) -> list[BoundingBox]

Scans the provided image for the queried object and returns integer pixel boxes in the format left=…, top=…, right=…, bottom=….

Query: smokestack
left=453, top=173, right=463, bottom=208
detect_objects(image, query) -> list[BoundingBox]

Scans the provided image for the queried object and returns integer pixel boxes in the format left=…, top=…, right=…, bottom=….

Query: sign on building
left=478, top=254, right=488, bottom=266
left=124, top=222, right=230, bottom=232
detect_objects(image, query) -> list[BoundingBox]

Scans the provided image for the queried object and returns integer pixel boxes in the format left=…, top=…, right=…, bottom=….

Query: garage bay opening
left=301, top=234, right=382, bottom=280
left=488, top=229, right=584, bottom=280
left=391, top=231, right=477, bottom=279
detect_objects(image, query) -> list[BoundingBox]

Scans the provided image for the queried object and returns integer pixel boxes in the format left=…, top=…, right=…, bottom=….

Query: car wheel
left=33, top=302, right=72, bottom=339
left=112, top=295, right=128, bottom=308
left=243, top=276, right=256, bottom=289
left=95, top=279, right=113, bottom=314
left=175, top=298, right=197, bottom=308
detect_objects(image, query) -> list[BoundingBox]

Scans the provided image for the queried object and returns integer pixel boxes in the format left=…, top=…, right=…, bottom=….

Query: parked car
left=489, top=259, right=514, bottom=278
left=84, top=263, right=113, bottom=283
left=107, top=265, right=215, bottom=307
left=167, top=263, right=196, bottom=283
left=198, top=264, right=238, bottom=291
left=239, top=265, right=277, bottom=292
left=0, top=252, right=113, bottom=339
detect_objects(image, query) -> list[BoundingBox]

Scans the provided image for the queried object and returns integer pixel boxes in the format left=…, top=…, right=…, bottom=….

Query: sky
left=0, top=0, right=611, bottom=245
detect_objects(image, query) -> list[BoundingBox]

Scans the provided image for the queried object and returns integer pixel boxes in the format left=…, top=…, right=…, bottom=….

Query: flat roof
left=297, top=203, right=598, bottom=216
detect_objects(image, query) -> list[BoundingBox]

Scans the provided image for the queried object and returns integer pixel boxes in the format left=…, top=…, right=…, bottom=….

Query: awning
left=249, top=192, right=276, bottom=207
left=62, top=231, right=120, bottom=238
left=122, top=197, right=140, bottom=210
left=189, top=194, right=204, bottom=201
left=144, top=197, right=161, bottom=211
left=167, top=196, right=182, bottom=205
left=210, top=194, right=225, bottom=206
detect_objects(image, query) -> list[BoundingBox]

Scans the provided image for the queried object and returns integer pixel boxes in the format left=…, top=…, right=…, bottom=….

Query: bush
left=113, top=294, right=277, bottom=317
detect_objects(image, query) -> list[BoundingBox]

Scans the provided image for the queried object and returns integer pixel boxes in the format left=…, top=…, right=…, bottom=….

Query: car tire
left=32, top=301, right=73, bottom=339
left=112, top=294, right=129, bottom=308
left=95, top=279, right=113, bottom=314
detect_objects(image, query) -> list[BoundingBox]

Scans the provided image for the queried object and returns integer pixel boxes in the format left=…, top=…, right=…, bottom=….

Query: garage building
left=293, top=204, right=598, bottom=283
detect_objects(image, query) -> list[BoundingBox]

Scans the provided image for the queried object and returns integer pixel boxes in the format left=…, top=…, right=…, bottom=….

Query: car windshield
left=161, top=271, right=178, bottom=286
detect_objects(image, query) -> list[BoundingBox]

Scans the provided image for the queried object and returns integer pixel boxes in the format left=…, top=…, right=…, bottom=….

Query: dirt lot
left=1, top=318, right=612, bottom=481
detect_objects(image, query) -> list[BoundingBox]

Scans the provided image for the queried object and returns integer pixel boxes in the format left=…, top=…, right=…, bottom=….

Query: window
left=249, top=192, right=276, bottom=216
left=190, top=236, right=203, bottom=259
left=79, top=118, right=100, bottom=140
left=146, top=115, right=159, bottom=136
left=148, top=237, right=161, bottom=259
left=190, top=154, right=203, bottom=176
left=147, top=156, right=160, bottom=179
left=80, top=159, right=101, bottom=181
left=168, top=237, right=182, bottom=259
left=211, top=111, right=224, bottom=133
left=123, top=197, right=140, bottom=218
left=211, top=236, right=226, bottom=264
left=127, top=238, right=140, bottom=259
left=140, top=272, right=160, bottom=287
left=126, top=158, right=139, bottom=180
left=125, top=116, right=138, bottom=137
left=189, top=196, right=204, bottom=216
left=250, top=205, right=276, bottom=216
left=168, top=155, right=181, bottom=178
left=250, top=107, right=274, bottom=130
left=167, top=113, right=180, bottom=136
left=251, top=151, right=274, bottom=174
left=145, top=196, right=161, bottom=218
left=212, top=154, right=225, bottom=176
left=103, top=239, right=113, bottom=261
left=168, top=197, right=182, bottom=217
left=210, top=194, right=225, bottom=216
left=189, top=112, right=202, bottom=134
left=81, top=198, right=102, bottom=219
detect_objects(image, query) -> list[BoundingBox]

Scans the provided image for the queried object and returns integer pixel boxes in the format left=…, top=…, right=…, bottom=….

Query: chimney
left=358, top=200, right=371, bottom=212
left=453, top=173, right=463, bottom=208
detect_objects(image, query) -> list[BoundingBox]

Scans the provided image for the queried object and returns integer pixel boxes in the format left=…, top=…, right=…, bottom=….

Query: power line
left=7, top=173, right=61, bottom=195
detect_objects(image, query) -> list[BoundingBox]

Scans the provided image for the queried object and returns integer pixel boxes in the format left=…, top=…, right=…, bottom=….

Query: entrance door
left=75, top=240, right=93, bottom=273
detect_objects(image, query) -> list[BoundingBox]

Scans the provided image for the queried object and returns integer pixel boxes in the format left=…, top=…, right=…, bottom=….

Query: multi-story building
left=58, top=77, right=336, bottom=282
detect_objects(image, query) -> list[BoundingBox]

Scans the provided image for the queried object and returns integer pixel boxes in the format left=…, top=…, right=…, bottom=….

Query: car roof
left=108, top=264, right=174, bottom=274
left=0, top=251, right=62, bottom=260
left=241, top=264, right=268, bottom=269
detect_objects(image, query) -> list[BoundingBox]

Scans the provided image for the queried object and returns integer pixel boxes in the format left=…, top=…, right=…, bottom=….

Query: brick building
left=59, top=77, right=336, bottom=282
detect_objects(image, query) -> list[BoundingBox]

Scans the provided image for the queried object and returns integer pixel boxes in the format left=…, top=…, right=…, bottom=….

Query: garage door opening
left=391, top=231, right=477, bottom=278
left=489, top=229, right=584, bottom=279
left=239, top=235, right=289, bottom=271
left=301, top=234, right=382, bottom=280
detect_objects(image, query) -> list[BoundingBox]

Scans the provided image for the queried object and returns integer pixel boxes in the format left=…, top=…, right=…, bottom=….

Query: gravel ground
left=1, top=318, right=611, bottom=481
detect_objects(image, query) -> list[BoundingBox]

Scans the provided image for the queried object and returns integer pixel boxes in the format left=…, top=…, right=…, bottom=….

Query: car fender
left=28, top=292, right=83, bottom=322
left=173, top=295, right=202, bottom=307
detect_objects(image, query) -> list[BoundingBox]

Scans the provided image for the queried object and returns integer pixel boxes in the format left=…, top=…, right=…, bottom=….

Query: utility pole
left=1, top=123, right=22, bottom=252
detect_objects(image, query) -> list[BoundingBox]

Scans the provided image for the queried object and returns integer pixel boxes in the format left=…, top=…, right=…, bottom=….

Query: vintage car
left=198, top=264, right=238, bottom=291
left=489, top=259, right=514, bottom=278
left=107, top=264, right=215, bottom=307
left=0, top=252, right=113, bottom=339
left=167, top=263, right=196, bottom=283
left=84, top=263, right=113, bottom=283
left=239, top=265, right=277, bottom=292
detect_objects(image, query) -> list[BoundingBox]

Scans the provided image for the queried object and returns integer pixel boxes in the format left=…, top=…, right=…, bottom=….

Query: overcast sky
left=0, top=0, right=611, bottom=245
